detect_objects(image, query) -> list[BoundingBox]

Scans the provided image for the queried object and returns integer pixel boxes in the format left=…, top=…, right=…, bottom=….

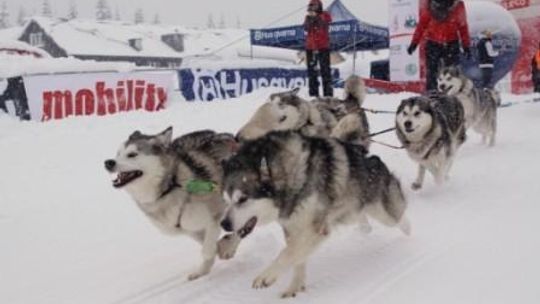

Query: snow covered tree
left=114, top=6, right=121, bottom=21
left=42, top=0, right=53, bottom=17
left=96, top=0, right=112, bottom=21
left=236, top=15, right=241, bottom=29
left=153, top=13, right=160, bottom=25
left=67, top=1, right=78, bottom=20
left=207, top=14, right=215, bottom=29
left=17, top=6, right=27, bottom=26
left=0, top=2, right=9, bottom=29
left=218, top=13, right=225, bottom=29
left=134, top=8, right=144, bottom=24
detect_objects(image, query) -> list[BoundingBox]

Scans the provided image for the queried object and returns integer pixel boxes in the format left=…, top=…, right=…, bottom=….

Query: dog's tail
left=343, top=75, right=366, bottom=106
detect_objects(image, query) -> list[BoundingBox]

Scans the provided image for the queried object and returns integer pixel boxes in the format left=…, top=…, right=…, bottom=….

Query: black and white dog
left=396, top=95, right=467, bottom=190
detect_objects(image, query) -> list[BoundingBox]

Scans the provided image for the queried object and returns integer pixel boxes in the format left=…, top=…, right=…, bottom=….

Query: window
left=29, top=32, right=44, bottom=47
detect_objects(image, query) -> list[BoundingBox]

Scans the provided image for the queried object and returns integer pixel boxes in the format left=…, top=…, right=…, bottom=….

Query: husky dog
left=105, top=127, right=242, bottom=280
left=437, top=66, right=499, bottom=146
left=322, top=75, right=371, bottom=147
left=396, top=95, right=466, bottom=190
left=221, top=131, right=410, bottom=298
left=236, top=76, right=370, bottom=147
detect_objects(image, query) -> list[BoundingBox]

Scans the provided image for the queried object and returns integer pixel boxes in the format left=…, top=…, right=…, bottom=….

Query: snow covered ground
left=1, top=90, right=539, bottom=304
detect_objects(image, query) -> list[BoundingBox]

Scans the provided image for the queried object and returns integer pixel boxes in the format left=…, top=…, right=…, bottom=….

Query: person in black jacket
left=477, top=30, right=499, bottom=89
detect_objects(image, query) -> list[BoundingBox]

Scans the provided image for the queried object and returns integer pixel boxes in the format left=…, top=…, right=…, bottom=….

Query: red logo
left=500, top=0, right=530, bottom=10
left=42, top=80, right=168, bottom=121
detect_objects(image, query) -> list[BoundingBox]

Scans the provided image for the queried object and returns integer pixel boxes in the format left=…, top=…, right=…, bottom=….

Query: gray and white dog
left=437, top=66, right=499, bottom=146
left=220, top=131, right=410, bottom=298
left=105, top=127, right=242, bottom=280
left=236, top=76, right=370, bottom=148
left=396, top=95, right=467, bottom=190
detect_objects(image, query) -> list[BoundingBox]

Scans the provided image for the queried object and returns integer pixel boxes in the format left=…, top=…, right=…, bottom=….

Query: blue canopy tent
left=249, top=0, right=389, bottom=53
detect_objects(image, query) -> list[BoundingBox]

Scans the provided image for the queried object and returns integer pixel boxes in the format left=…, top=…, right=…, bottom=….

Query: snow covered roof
left=0, top=55, right=136, bottom=79
left=0, top=40, right=51, bottom=58
left=27, top=17, right=186, bottom=58
left=0, top=26, right=24, bottom=41
left=22, top=17, right=252, bottom=61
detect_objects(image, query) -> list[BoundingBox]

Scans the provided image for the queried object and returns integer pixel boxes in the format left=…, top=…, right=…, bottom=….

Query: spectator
left=407, top=0, right=471, bottom=92
left=304, top=0, right=333, bottom=97
left=477, top=30, right=499, bottom=89
left=533, top=42, right=540, bottom=93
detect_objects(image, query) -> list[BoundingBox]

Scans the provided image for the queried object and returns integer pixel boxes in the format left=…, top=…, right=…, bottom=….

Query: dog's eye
left=127, top=152, right=138, bottom=158
left=237, top=196, right=248, bottom=205
left=414, top=111, right=421, bottom=117
left=279, top=116, right=287, bottom=123
left=403, top=111, right=409, bottom=116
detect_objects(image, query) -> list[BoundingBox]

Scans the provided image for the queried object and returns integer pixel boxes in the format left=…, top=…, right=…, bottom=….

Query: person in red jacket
left=533, top=42, right=540, bottom=93
left=304, top=0, right=333, bottom=97
left=407, top=0, right=471, bottom=92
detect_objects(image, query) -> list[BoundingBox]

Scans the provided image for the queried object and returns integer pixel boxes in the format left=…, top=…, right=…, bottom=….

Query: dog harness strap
left=159, top=175, right=181, bottom=199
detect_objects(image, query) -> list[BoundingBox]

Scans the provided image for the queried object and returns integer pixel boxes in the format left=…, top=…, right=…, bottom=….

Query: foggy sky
left=1, top=0, right=390, bottom=28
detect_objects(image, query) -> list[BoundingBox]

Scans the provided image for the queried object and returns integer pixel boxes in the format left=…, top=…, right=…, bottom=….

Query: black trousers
left=425, top=40, right=461, bottom=92
left=481, top=67, right=494, bottom=89
left=534, top=72, right=540, bottom=93
left=306, top=49, right=333, bottom=97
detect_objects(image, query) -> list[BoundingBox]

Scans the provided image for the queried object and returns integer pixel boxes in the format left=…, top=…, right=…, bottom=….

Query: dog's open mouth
left=113, top=171, right=143, bottom=188
left=439, top=86, right=452, bottom=94
left=238, top=217, right=257, bottom=238
left=405, top=127, right=416, bottom=133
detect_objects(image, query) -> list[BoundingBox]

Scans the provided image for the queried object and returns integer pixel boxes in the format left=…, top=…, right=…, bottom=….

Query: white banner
left=389, top=0, right=420, bottom=81
left=23, top=71, right=177, bottom=121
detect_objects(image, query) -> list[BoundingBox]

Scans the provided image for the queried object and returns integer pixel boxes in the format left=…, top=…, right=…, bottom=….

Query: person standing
left=533, top=42, right=540, bottom=93
left=304, top=0, right=333, bottom=97
left=407, top=0, right=471, bottom=92
left=477, top=30, right=499, bottom=89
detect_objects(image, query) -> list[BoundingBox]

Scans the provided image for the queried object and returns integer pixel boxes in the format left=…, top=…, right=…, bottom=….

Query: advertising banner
left=22, top=71, right=176, bottom=121
left=389, top=0, right=420, bottom=81
left=179, top=67, right=340, bottom=101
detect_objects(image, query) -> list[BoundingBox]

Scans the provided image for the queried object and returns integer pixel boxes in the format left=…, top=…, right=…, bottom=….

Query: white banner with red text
left=22, top=71, right=177, bottom=121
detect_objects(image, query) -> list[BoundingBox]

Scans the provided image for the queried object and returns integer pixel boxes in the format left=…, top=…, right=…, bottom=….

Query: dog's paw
left=187, top=270, right=209, bottom=281
left=281, top=285, right=306, bottom=298
left=217, top=234, right=241, bottom=260
left=411, top=182, right=422, bottom=191
left=252, top=272, right=278, bottom=289
left=359, top=222, right=373, bottom=234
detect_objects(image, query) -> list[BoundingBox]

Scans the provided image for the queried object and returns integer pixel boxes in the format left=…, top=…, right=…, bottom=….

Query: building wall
left=19, top=21, right=68, bottom=58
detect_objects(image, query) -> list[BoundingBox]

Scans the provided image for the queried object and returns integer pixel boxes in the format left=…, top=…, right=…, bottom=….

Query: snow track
left=1, top=90, right=539, bottom=304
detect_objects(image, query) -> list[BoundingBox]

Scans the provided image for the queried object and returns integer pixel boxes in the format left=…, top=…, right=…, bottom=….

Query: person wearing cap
left=304, top=0, right=333, bottom=97
left=533, top=42, right=540, bottom=93
left=407, top=0, right=471, bottom=92
left=477, top=30, right=499, bottom=89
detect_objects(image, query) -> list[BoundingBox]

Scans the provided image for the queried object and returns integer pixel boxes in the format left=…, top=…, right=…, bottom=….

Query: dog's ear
left=157, top=126, right=173, bottom=146
left=290, top=87, right=300, bottom=96
left=129, top=130, right=142, bottom=140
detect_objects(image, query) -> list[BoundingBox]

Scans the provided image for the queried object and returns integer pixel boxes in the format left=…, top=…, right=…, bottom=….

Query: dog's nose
left=221, top=218, right=233, bottom=232
left=104, top=160, right=116, bottom=171
left=404, top=121, right=413, bottom=129
left=439, top=84, right=446, bottom=91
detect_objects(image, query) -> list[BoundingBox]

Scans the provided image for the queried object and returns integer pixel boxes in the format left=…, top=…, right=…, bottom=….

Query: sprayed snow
left=0, top=90, right=539, bottom=304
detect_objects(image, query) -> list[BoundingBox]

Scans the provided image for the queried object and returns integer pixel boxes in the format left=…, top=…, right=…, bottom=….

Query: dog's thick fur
left=105, top=128, right=242, bottom=280
left=437, top=66, right=499, bottom=146
left=236, top=75, right=370, bottom=147
left=396, top=95, right=466, bottom=190
left=221, top=131, right=410, bottom=298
